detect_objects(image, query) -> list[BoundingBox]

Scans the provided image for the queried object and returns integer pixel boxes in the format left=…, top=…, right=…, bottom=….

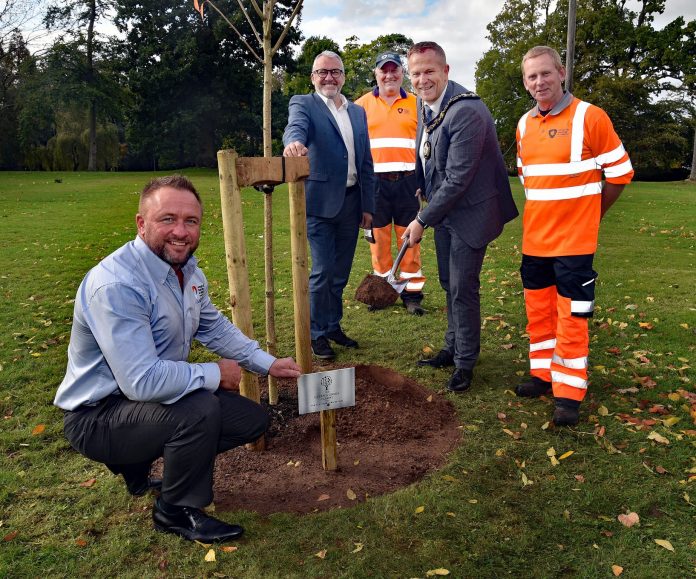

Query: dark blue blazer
left=283, top=92, right=376, bottom=219
left=416, top=81, right=518, bottom=248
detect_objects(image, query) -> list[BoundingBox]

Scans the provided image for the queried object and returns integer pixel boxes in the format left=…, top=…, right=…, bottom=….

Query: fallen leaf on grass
left=574, top=474, right=585, bottom=483
left=427, top=395, right=433, bottom=402
left=598, top=406, right=609, bottom=416
left=541, top=421, right=550, bottom=430
left=79, top=478, right=97, bottom=488
left=317, top=494, right=330, bottom=502
left=422, top=345, right=433, bottom=355
left=221, top=546, right=238, bottom=553
left=521, top=472, right=533, bottom=487
left=351, top=542, right=364, bottom=553
left=654, top=539, right=674, bottom=552
left=75, top=538, right=88, bottom=547
left=3, top=531, right=18, bottom=542
left=415, top=506, right=425, bottom=514
left=558, top=450, right=574, bottom=460
left=204, top=549, right=216, bottom=562
left=655, top=465, right=668, bottom=474
left=662, top=416, right=680, bottom=427
left=441, top=475, right=457, bottom=482
left=346, top=489, right=357, bottom=501
left=425, top=569, right=450, bottom=576
left=502, top=428, right=521, bottom=439
left=31, top=424, right=45, bottom=436
left=315, top=549, right=327, bottom=559
left=647, top=431, right=670, bottom=445
left=612, top=564, right=624, bottom=576
left=617, top=512, right=639, bottom=528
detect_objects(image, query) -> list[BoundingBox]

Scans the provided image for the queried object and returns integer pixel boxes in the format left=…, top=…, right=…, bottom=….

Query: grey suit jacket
left=283, top=92, right=376, bottom=219
left=416, top=81, right=518, bottom=248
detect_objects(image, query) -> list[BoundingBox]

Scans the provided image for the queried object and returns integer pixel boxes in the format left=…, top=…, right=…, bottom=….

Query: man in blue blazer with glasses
left=283, top=50, right=376, bottom=361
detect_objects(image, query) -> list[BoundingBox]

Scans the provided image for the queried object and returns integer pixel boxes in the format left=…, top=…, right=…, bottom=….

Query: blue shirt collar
left=133, top=235, right=198, bottom=285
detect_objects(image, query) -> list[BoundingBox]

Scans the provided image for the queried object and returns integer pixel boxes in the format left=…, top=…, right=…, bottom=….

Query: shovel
left=355, top=237, right=411, bottom=309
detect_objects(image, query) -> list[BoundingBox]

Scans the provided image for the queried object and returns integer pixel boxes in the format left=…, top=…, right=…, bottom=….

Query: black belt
left=377, top=170, right=415, bottom=182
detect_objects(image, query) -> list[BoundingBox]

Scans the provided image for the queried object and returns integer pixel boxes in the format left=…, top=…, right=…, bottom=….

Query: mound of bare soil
left=211, top=364, right=461, bottom=515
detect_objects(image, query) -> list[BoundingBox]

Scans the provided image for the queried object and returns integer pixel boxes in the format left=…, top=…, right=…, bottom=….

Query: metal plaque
left=298, top=367, right=355, bottom=415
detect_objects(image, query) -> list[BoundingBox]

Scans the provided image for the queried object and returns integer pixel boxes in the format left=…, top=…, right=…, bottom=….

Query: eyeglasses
left=312, top=68, right=344, bottom=78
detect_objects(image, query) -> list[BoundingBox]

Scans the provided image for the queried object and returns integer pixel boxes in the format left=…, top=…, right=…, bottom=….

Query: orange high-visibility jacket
left=516, top=93, right=634, bottom=257
left=355, top=88, right=417, bottom=173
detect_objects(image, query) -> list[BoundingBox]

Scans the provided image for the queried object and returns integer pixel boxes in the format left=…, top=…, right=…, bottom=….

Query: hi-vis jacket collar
left=530, top=91, right=574, bottom=118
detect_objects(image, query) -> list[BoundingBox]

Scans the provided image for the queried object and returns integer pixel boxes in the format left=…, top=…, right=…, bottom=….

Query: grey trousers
left=63, top=389, right=268, bottom=508
left=434, top=222, right=487, bottom=371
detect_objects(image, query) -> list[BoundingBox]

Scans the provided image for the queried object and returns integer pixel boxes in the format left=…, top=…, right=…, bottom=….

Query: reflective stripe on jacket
left=355, top=88, right=417, bottom=173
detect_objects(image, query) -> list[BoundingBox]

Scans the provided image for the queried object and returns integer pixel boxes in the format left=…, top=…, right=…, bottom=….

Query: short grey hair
left=312, top=50, right=344, bottom=71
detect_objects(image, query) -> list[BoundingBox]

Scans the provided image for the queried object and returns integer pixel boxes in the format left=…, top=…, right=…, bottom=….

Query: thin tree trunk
left=262, top=1, right=278, bottom=404
left=86, top=0, right=97, bottom=171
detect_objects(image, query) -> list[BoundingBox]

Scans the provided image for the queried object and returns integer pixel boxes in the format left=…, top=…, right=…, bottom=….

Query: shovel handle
left=388, top=236, right=410, bottom=279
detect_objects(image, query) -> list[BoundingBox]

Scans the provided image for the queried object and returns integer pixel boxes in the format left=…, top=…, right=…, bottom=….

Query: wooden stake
left=320, top=409, right=338, bottom=471
left=288, top=177, right=337, bottom=470
left=288, top=180, right=312, bottom=375
left=217, top=149, right=263, bottom=451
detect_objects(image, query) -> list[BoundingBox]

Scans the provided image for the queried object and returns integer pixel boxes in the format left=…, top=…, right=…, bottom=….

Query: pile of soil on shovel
left=211, top=364, right=460, bottom=515
left=354, top=274, right=399, bottom=309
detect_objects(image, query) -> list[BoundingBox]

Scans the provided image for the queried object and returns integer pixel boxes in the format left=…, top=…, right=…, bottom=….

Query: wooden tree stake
left=217, top=149, right=263, bottom=451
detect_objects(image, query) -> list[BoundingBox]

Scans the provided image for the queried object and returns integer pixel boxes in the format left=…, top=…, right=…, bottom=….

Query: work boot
left=404, top=301, right=425, bottom=316
left=515, top=377, right=552, bottom=398
left=553, top=397, right=580, bottom=426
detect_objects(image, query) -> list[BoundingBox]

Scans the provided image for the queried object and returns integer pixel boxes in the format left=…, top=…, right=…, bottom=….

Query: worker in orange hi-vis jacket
left=355, top=52, right=425, bottom=316
left=514, top=46, right=634, bottom=426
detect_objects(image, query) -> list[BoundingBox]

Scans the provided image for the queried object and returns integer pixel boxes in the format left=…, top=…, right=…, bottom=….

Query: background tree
left=476, top=0, right=695, bottom=178
left=44, top=0, right=117, bottom=171
left=283, top=35, right=340, bottom=96
left=0, top=30, right=30, bottom=169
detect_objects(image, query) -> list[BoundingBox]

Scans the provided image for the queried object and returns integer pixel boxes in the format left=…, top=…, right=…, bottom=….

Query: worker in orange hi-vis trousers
left=515, top=46, right=634, bottom=426
left=355, top=52, right=425, bottom=315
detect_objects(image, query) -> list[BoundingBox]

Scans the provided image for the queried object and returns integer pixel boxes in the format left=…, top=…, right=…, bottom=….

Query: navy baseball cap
left=375, top=52, right=402, bottom=68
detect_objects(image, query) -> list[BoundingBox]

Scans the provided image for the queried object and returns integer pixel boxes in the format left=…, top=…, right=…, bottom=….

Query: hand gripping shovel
left=355, top=237, right=410, bottom=309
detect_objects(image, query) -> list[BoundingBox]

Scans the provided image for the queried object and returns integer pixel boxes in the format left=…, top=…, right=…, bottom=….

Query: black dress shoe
left=127, top=476, right=163, bottom=497
left=326, top=328, right=359, bottom=348
left=417, top=350, right=454, bottom=368
left=153, top=501, right=244, bottom=543
left=515, top=377, right=552, bottom=398
left=446, top=368, right=473, bottom=393
left=311, top=336, right=336, bottom=359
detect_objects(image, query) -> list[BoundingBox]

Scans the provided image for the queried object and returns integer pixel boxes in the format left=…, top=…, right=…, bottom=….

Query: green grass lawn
left=0, top=171, right=694, bottom=578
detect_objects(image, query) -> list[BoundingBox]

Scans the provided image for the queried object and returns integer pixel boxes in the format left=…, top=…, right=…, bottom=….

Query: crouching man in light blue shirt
left=54, top=175, right=301, bottom=543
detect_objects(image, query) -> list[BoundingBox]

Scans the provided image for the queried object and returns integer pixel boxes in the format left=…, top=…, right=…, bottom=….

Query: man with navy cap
left=356, top=52, right=425, bottom=315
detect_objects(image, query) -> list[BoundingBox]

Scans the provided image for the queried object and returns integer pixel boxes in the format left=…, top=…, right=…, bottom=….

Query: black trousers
left=63, top=389, right=269, bottom=507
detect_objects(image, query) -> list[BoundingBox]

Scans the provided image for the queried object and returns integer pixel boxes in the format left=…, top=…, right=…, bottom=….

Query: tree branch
left=205, top=0, right=262, bottom=63
left=235, top=0, right=262, bottom=46
left=271, top=0, right=303, bottom=56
